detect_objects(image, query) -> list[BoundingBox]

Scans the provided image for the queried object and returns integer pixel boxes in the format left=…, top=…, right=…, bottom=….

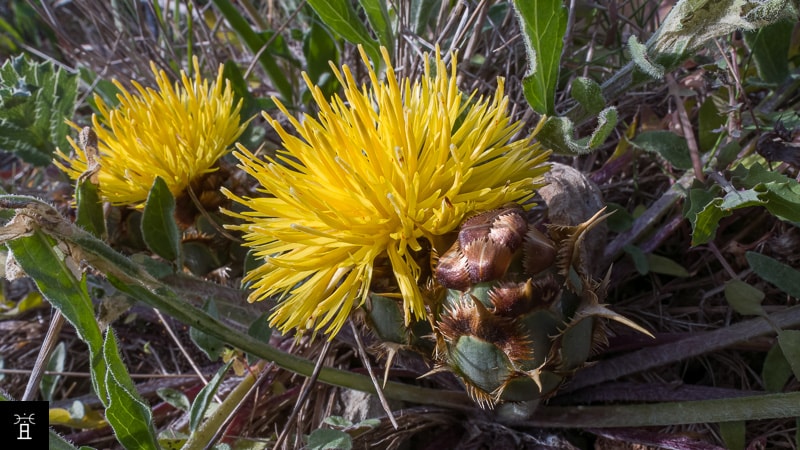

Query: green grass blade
left=210, top=0, right=293, bottom=102
left=6, top=232, right=107, bottom=399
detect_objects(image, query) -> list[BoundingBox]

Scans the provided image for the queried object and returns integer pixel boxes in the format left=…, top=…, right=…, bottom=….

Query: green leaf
left=724, top=279, right=766, bottom=317
left=49, top=430, right=94, bottom=450
left=358, top=0, right=393, bottom=52
left=306, top=0, right=382, bottom=68
left=306, top=428, right=353, bottom=450
left=141, top=177, right=181, bottom=263
left=570, top=77, right=605, bottom=115
left=605, top=203, right=634, bottom=233
left=744, top=20, right=792, bottom=84
left=40, top=341, right=66, bottom=401
left=646, top=254, right=689, bottom=277
left=746, top=251, right=800, bottom=298
left=631, top=130, right=692, bottom=170
left=409, top=0, right=438, bottom=34
left=6, top=232, right=107, bottom=400
left=190, top=298, right=225, bottom=360
left=777, top=330, right=800, bottom=382
left=156, top=388, right=191, bottom=412
left=718, top=421, right=746, bottom=450
left=246, top=311, right=273, bottom=364
left=623, top=244, right=649, bottom=275
left=189, top=360, right=232, bottom=432
left=103, top=330, right=159, bottom=450
left=512, top=0, right=568, bottom=115
left=75, top=178, right=106, bottom=239
left=538, top=109, right=618, bottom=155
left=698, top=96, right=726, bottom=152
left=303, top=20, right=340, bottom=101
left=210, top=0, right=292, bottom=102
left=627, top=35, right=664, bottom=79
left=323, top=415, right=353, bottom=429
left=762, top=341, right=793, bottom=392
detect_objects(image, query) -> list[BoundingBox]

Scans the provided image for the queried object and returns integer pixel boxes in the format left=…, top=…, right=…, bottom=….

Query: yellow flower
left=224, top=47, right=550, bottom=338
left=56, top=58, right=246, bottom=206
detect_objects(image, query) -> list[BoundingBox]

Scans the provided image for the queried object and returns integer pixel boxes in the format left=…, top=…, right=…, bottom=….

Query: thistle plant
left=224, top=46, right=550, bottom=338
left=55, top=57, right=246, bottom=207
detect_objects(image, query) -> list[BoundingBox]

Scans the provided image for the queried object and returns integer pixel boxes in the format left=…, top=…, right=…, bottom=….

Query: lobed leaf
left=0, top=55, right=77, bottom=166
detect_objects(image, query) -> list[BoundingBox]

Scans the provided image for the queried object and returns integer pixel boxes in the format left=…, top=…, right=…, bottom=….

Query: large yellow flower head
left=224, top=47, right=550, bottom=338
left=56, top=58, right=246, bottom=206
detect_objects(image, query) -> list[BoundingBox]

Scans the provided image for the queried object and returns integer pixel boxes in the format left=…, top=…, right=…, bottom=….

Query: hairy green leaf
left=698, top=97, right=726, bottom=152
left=141, top=177, right=180, bottom=263
left=6, top=232, right=107, bottom=399
left=190, top=298, right=225, bottom=360
left=512, top=0, right=567, bottom=115
left=570, top=77, right=605, bottom=115
left=762, top=342, right=793, bottom=392
left=189, top=360, right=232, bottom=432
left=631, top=130, right=692, bottom=169
left=76, top=178, right=106, bottom=240
left=719, top=420, right=746, bottom=450
left=745, top=20, right=792, bottom=84
left=538, top=108, right=618, bottom=155
left=724, top=279, right=766, bottom=317
left=307, top=428, right=353, bottom=450
left=746, top=251, right=800, bottom=298
left=778, top=330, right=800, bottom=381
left=647, top=254, right=689, bottom=277
left=41, top=341, right=66, bottom=402
left=628, top=35, right=664, bottom=79
left=103, top=330, right=159, bottom=450
left=306, top=0, right=382, bottom=68
left=358, top=0, right=393, bottom=52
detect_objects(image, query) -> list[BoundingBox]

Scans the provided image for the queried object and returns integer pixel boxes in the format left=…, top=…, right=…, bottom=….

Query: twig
left=350, top=319, right=399, bottom=429
left=273, top=339, right=332, bottom=450
left=22, top=311, right=65, bottom=401
left=564, top=304, right=800, bottom=392
left=667, top=73, right=705, bottom=182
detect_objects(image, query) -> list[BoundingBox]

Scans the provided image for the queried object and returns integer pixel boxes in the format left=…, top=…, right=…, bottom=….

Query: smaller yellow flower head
left=56, top=57, right=246, bottom=206
left=224, top=47, right=550, bottom=338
